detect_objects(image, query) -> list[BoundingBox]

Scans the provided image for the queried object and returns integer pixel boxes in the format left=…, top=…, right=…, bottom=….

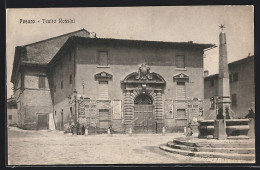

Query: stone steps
left=227, top=135, right=249, bottom=140
left=173, top=138, right=254, bottom=148
left=167, top=142, right=255, bottom=154
left=160, top=144, right=255, bottom=161
left=159, top=137, right=255, bottom=161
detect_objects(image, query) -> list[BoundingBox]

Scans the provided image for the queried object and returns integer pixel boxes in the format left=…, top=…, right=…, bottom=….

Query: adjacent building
left=7, top=96, right=18, bottom=126
left=11, top=29, right=215, bottom=133
left=204, top=55, right=255, bottom=120
left=11, top=29, right=90, bottom=130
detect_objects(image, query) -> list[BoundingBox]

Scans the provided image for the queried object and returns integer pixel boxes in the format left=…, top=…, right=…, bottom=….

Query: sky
left=6, top=6, right=254, bottom=98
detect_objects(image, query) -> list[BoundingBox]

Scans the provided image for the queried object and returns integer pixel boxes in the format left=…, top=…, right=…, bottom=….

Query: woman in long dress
left=186, top=123, right=193, bottom=136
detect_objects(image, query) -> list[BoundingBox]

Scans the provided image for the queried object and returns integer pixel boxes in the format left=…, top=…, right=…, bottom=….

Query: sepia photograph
left=6, top=6, right=255, bottom=165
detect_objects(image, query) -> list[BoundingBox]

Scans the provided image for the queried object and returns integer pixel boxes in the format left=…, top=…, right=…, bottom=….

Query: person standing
left=245, top=108, right=255, bottom=119
left=186, top=122, right=193, bottom=137
left=109, top=125, right=113, bottom=137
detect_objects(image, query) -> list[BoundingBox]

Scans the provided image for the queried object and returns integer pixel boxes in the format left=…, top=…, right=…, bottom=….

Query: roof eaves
left=228, top=55, right=254, bottom=67
left=11, top=46, right=26, bottom=84
left=22, top=29, right=89, bottom=47
left=204, top=74, right=219, bottom=80
left=74, top=36, right=215, bottom=49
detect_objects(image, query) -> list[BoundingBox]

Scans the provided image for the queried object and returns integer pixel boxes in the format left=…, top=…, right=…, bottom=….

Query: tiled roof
left=11, top=29, right=90, bottom=83
left=22, top=29, right=89, bottom=64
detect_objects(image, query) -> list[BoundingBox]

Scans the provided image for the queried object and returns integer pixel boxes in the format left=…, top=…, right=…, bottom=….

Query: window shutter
left=39, top=76, right=46, bottom=88
left=99, top=51, right=108, bottom=66
left=176, top=82, right=186, bottom=100
left=232, top=94, right=237, bottom=106
left=98, top=81, right=108, bottom=100
left=69, top=75, right=72, bottom=84
left=176, top=109, right=186, bottom=119
left=99, top=109, right=110, bottom=121
left=176, top=55, right=185, bottom=68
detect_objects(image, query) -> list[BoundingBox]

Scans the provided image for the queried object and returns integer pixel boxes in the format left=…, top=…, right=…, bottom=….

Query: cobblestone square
left=7, top=127, right=253, bottom=165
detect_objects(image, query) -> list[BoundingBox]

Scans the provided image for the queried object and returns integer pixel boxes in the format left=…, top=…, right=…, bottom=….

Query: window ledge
left=175, top=68, right=187, bottom=71
left=97, top=66, right=110, bottom=68
left=175, top=118, right=188, bottom=120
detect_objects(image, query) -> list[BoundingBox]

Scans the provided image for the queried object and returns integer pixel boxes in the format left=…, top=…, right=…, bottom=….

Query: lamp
left=73, top=88, right=77, bottom=97
left=68, top=95, right=72, bottom=103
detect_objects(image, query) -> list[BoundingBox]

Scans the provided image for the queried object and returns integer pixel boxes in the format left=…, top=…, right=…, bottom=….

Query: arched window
left=134, top=94, right=153, bottom=105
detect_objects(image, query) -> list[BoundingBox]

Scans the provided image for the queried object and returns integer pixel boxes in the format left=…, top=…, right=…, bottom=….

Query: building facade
left=204, top=55, right=255, bottom=119
left=7, top=97, right=18, bottom=126
left=11, top=29, right=90, bottom=130
left=11, top=29, right=214, bottom=133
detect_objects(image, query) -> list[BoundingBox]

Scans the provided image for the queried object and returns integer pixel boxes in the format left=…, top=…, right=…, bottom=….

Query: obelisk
left=214, top=25, right=231, bottom=139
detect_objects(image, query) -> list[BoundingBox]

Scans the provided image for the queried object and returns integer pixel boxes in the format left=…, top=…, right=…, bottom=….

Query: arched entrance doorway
left=133, top=94, right=154, bottom=133
left=121, top=64, right=166, bottom=133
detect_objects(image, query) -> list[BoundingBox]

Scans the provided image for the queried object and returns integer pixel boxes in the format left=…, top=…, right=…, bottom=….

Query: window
left=39, top=75, right=46, bottom=88
left=61, top=81, right=63, bottom=89
left=229, top=74, right=233, bottom=83
left=70, top=107, right=73, bottom=116
left=210, top=97, right=215, bottom=109
left=8, top=104, right=17, bottom=109
left=233, top=73, right=238, bottom=82
left=98, top=81, right=108, bottom=100
left=55, top=111, right=56, bottom=116
left=60, top=62, right=63, bottom=69
left=9, top=115, right=12, bottom=120
left=98, top=51, right=108, bottom=66
left=176, top=109, right=186, bottom=119
left=210, top=79, right=214, bottom=87
left=54, top=85, right=56, bottom=93
left=176, top=55, right=185, bottom=68
left=232, top=94, right=237, bottom=106
left=230, top=73, right=238, bottom=83
left=99, top=109, right=110, bottom=121
left=176, top=82, right=186, bottom=100
left=69, top=75, right=72, bottom=84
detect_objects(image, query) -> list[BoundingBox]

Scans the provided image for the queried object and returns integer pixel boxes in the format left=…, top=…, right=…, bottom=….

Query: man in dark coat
left=245, top=108, right=255, bottom=119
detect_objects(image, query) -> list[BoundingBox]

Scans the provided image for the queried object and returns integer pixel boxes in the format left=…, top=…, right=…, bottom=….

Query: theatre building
left=11, top=29, right=214, bottom=133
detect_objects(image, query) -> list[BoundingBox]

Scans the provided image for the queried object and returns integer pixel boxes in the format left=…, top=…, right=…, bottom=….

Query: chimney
left=204, top=70, right=209, bottom=77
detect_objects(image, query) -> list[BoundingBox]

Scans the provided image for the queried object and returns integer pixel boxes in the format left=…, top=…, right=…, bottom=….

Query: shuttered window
left=232, top=94, right=237, bottom=106
left=39, top=75, right=46, bottom=88
left=176, top=109, right=186, bottom=119
left=176, top=55, right=185, bottom=68
left=98, top=81, right=108, bottom=100
left=98, top=51, right=108, bottom=66
left=99, top=109, right=110, bottom=121
left=176, top=82, right=186, bottom=100
left=69, top=74, right=72, bottom=84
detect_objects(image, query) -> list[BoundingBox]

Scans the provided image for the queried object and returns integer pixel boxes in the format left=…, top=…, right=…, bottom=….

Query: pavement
left=6, top=127, right=254, bottom=165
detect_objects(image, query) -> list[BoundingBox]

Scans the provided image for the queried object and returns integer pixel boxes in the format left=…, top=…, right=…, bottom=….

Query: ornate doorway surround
left=121, top=64, right=166, bottom=133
